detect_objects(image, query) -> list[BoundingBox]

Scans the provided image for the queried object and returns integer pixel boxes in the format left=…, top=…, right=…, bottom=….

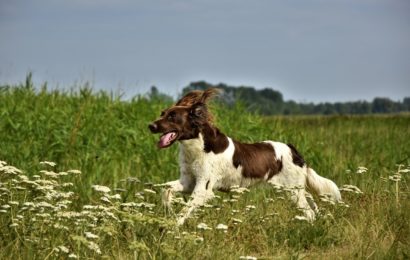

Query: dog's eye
left=167, top=112, right=176, bottom=121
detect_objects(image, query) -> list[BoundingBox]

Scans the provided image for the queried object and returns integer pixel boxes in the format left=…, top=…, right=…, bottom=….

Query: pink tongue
left=159, top=132, right=175, bottom=148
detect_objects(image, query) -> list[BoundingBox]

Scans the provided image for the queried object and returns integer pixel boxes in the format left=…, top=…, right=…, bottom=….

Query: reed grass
left=0, top=79, right=409, bottom=259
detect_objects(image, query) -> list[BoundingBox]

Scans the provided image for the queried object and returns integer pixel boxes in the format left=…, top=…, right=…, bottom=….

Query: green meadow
left=0, top=79, right=409, bottom=259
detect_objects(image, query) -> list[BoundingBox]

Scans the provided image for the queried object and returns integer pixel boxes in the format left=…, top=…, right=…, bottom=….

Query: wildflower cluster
left=0, top=160, right=172, bottom=258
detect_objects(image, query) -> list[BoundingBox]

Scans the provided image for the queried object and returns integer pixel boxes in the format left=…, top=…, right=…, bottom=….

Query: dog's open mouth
left=158, top=131, right=178, bottom=148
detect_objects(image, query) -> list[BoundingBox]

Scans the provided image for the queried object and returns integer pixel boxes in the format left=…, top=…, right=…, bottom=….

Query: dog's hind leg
left=290, top=188, right=316, bottom=221
left=267, top=169, right=315, bottom=221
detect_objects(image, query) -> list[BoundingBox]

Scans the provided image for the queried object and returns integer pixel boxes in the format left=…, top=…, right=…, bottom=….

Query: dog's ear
left=189, top=103, right=209, bottom=126
left=176, top=90, right=203, bottom=106
left=176, top=88, right=221, bottom=106
left=199, top=88, right=221, bottom=104
left=189, top=102, right=207, bottom=118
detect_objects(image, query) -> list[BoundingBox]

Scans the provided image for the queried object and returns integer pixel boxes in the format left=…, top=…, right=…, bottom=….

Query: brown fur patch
left=232, top=141, right=282, bottom=179
left=201, top=124, right=229, bottom=154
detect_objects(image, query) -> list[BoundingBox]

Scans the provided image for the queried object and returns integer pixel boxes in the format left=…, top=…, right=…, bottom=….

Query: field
left=1, top=80, right=409, bottom=259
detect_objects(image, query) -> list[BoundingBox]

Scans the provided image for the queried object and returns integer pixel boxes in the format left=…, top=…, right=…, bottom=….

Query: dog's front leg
left=177, top=179, right=214, bottom=226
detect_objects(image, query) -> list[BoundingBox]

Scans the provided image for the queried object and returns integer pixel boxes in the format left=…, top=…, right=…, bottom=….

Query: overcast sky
left=0, top=0, right=409, bottom=103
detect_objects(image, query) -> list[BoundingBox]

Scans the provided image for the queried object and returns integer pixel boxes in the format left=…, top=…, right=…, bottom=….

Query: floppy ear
left=176, top=88, right=221, bottom=106
left=176, top=90, right=203, bottom=106
left=199, top=88, right=221, bottom=104
left=189, top=103, right=209, bottom=126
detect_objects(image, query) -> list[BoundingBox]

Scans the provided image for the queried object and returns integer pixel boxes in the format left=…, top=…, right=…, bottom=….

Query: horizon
left=2, top=73, right=408, bottom=105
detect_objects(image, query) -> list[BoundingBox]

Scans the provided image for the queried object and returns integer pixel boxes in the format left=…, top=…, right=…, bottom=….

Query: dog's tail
left=306, top=168, right=341, bottom=202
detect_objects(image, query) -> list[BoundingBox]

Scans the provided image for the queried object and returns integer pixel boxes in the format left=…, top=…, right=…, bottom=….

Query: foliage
left=0, top=78, right=409, bottom=259
left=183, top=81, right=410, bottom=115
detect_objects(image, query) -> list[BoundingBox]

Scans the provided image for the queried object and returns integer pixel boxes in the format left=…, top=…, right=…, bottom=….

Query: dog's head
left=148, top=88, right=220, bottom=148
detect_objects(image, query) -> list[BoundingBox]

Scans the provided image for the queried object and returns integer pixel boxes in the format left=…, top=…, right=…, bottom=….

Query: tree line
left=150, top=81, right=410, bottom=115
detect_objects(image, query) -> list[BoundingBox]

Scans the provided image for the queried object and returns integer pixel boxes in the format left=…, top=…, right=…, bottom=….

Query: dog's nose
left=148, top=123, right=158, bottom=132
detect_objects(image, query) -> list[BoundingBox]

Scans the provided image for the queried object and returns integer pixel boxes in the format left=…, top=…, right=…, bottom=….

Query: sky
left=0, top=0, right=409, bottom=103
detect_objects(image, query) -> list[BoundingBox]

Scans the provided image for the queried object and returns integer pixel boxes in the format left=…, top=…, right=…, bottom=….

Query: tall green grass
left=0, top=79, right=409, bottom=259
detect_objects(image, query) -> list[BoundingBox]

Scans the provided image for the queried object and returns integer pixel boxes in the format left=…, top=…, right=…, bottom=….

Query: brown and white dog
left=149, top=88, right=341, bottom=225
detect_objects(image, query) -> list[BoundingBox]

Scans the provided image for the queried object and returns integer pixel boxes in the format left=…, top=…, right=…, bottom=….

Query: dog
left=149, top=88, right=341, bottom=225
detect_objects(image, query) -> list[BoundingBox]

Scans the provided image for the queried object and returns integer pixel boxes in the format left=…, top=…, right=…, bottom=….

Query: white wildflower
left=135, top=192, right=145, bottom=200
left=107, top=194, right=121, bottom=200
left=1, top=165, right=22, bottom=175
left=67, top=169, right=81, bottom=175
left=9, top=223, right=18, bottom=228
left=389, top=174, right=402, bottom=182
left=337, top=201, right=350, bottom=208
left=120, top=202, right=137, bottom=208
left=239, top=256, right=257, bottom=260
left=143, top=188, right=157, bottom=194
left=85, top=231, right=99, bottom=239
left=68, top=253, right=78, bottom=259
left=56, top=211, right=82, bottom=218
left=339, top=184, right=363, bottom=194
left=102, top=211, right=119, bottom=221
left=216, top=223, right=228, bottom=231
left=100, top=196, right=111, bottom=203
left=58, top=171, right=68, bottom=176
left=294, top=215, right=309, bottom=221
left=231, top=186, right=250, bottom=194
left=0, top=187, right=10, bottom=193
left=53, top=223, right=69, bottom=231
left=58, top=245, right=70, bottom=254
left=356, top=166, right=368, bottom=174
left=399, top=168, right=410, bottom=173
left=232, top=218, right=243, bottom=223
left=1, top=204, right=11, bottom=209
left=40, top=161, right=57, bottom=167
left=135, top=202, right=155, bottom=209
left=92, top=185, right=111, bottom=193
left=35, top=213, right=51, bottom=218
left=319, top=194, right=336, bottom=205
left=40, top=170, right=59, bottom=178
left=23, top=202, right=35, bottom=207
left=87, top=241, right=101, bottom=254
left=36, top=201, right=55, bottom=209
left=245, top=205, right=256, bottom=211
left=0, top=210, right=7, bottom=213
left=197, top=223, right=212, bottom=230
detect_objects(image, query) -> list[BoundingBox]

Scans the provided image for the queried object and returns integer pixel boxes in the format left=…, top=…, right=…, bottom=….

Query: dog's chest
left=179, top=135, right=243, bottom=188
